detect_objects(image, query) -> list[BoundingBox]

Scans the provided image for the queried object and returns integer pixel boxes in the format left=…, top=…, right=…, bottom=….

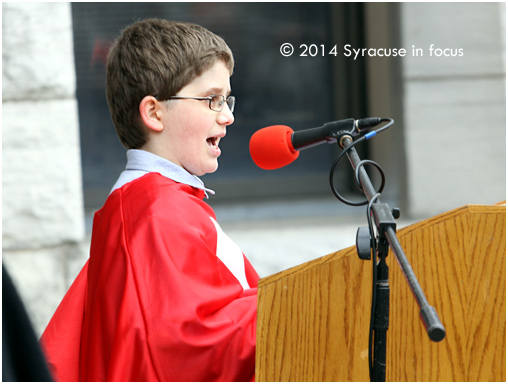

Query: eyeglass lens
left=211, top=95, right=235, bottom=113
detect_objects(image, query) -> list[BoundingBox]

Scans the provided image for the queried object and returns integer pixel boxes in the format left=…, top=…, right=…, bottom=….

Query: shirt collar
left=123, top=149, right=215, bottom=197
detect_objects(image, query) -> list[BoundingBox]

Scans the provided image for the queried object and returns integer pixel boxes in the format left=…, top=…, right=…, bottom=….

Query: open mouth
left=207, top=136, right=221, bottom=148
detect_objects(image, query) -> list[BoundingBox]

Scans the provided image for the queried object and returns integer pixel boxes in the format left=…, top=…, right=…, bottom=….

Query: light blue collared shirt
left=110, top=149, right=215, bottom=197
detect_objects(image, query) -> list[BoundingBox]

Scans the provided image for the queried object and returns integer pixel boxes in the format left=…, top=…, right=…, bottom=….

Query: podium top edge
left=463, top=203, right=506, bottom=213
left=257, top=203, right=505, bottom=287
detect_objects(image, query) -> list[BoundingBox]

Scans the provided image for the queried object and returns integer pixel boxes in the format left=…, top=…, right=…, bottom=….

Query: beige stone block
left=404, top=77, right=505, bottom=216
left=401, top=3, right=505, bottom=78
left=2, top=2, right=76, bottom=101
left=2, top=99, right=84, bottom=249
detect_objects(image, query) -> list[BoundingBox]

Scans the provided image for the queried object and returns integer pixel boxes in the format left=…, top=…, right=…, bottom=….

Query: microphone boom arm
left=340, top=133, right=446, bottom=340
left=337, top=133, right=446, bottom=381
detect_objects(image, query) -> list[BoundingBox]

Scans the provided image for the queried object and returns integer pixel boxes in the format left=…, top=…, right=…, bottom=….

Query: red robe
left=40, top=173, right=259, bottom=381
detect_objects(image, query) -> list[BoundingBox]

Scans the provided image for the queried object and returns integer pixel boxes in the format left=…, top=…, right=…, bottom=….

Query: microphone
left=249, top=118, right=383, bottom=170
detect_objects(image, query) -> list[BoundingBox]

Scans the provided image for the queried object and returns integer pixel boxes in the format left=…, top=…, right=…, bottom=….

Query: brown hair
left=106, top=19, right=234, bottom=149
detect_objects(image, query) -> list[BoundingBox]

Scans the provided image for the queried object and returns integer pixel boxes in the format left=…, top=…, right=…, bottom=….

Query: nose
left=217, top=104, right=235, bottom=126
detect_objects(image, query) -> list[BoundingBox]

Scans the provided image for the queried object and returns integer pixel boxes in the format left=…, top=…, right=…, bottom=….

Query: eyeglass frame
left=159, top=94, right=235, bottom=113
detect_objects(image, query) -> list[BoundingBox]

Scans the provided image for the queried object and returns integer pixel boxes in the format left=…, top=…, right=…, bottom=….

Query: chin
left=195, top=162, right=219, bottom=177
left=206, top=164, right=219, bottom=175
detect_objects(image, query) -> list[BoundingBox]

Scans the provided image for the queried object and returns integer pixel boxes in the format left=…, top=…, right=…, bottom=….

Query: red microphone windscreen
left=249, top=125, right=299, bottom=170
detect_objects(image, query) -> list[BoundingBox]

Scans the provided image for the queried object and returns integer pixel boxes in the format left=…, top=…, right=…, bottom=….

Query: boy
left=40, top=19, right=259, bottom=382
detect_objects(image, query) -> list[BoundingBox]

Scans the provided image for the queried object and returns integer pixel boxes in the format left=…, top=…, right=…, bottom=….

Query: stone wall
left=2, top=2, right=86, bottom=335
left=401, top=2, right=506, bottom=217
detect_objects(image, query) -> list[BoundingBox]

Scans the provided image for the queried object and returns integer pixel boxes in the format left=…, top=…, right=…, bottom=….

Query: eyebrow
left=201, top=87, right=231, bottom=97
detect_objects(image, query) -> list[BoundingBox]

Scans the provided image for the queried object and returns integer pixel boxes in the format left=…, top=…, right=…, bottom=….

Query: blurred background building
left=3, top=2, right=506, bottom=336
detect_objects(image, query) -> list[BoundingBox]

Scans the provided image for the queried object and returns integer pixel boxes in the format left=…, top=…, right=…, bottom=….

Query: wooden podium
left=256, top=203, right=506, bottom=381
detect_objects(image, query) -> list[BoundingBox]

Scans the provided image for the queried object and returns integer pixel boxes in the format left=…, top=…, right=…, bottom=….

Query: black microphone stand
left=334, top=131, right=446, bottom=382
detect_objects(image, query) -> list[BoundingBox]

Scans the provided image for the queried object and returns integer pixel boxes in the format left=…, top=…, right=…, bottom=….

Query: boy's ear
left=139, top=96, right=164, bottom=132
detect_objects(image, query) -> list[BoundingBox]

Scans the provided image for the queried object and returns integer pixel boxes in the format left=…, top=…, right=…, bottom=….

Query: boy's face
left=159, top=60, right=234, bottom=176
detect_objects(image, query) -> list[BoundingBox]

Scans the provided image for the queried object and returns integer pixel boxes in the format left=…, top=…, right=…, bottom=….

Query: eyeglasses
left=163, top=94, right=235, bottom=113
